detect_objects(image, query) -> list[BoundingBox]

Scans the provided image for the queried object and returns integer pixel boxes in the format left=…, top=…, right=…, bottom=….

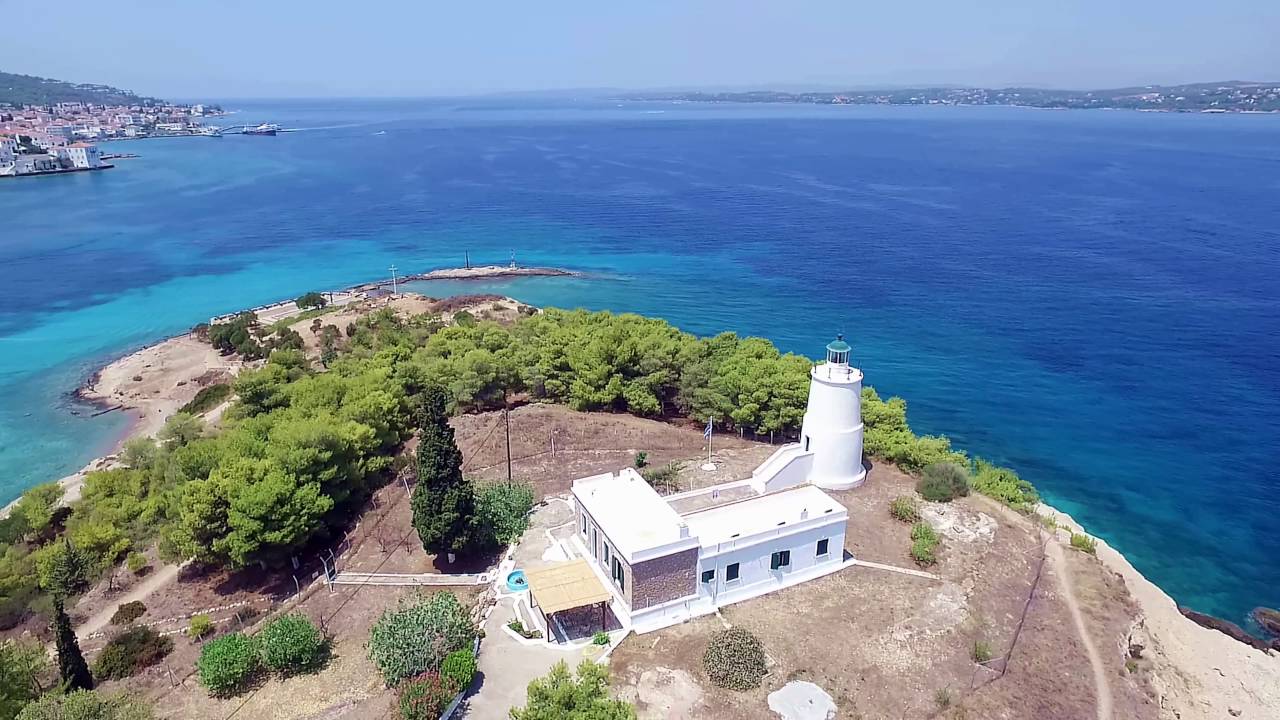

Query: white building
left=0, top=137, right=15, bottom=168
left=63, top=143, right=102, bottom=169
left=566, top=335, right=867, bottom=634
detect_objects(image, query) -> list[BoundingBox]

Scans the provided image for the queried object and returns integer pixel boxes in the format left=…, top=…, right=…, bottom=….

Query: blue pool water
left=507, top=570, right=528, bottom=593
left=1, top=99, right=1277, bottom=628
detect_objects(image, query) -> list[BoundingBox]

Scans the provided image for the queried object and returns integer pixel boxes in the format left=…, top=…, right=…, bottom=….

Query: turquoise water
left=1, top=99, right=1278, bottom=628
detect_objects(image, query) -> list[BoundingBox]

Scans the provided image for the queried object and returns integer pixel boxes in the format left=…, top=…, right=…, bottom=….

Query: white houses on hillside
left=569, top=335, right=867, bottom=633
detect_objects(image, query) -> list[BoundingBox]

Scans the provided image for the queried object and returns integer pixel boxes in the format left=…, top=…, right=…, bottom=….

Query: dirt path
left=1047, top=539, right=1113, bottom=720
left=77, top=563, right=182, bottom=641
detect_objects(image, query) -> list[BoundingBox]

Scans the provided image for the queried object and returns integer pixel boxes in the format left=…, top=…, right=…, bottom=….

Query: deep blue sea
left=1, top=99, right=1278, bottom=628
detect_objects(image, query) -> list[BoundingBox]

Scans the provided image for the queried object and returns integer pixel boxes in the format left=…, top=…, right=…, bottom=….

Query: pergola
left=524, top=558, right=613, bottom=643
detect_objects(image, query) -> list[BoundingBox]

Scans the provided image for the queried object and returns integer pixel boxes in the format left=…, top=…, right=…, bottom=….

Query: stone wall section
left=631, top=547, right=698, bottom=610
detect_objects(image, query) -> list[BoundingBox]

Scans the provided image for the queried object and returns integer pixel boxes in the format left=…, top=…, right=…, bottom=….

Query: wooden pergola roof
left=525, top=558, right=613, bottom=615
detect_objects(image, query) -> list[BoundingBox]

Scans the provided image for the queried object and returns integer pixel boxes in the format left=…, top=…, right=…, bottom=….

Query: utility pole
left=504, top=392, right=513, bottom=482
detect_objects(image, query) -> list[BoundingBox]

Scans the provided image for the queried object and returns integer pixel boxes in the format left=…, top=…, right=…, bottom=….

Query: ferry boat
left=242, top=123, right=279, bottom=136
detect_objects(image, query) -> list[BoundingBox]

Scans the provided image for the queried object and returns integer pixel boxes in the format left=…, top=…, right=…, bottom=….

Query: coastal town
left=0, top=99, right=227, bottom=177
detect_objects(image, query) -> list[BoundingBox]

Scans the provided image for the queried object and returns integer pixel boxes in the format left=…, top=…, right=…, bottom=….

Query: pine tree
left=411, top=386, right=476, bottom=558
left=52, top=600, right=93, bottom=692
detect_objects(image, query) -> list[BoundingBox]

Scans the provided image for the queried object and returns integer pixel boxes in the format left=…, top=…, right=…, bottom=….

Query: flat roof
left=682, top=484, right=847, bottom=549
left=572, top=468, right=693, bottom=561
left=525, top=558, right=613, bottom=615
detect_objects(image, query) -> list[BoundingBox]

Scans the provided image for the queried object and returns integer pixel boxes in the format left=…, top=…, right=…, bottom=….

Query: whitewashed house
left=570, top=336, right=867, bottom=633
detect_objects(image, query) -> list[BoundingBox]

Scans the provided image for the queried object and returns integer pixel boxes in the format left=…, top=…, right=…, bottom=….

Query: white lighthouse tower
left=799, top=335, right=867, bottom=490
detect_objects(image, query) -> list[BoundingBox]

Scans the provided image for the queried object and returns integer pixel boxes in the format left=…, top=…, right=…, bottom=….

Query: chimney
left=800, top=508, right=809, bottom=521
left=679, top=522, right=690, bottom=539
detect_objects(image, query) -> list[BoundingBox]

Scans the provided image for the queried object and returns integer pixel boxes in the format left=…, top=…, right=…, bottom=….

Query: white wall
left=695, top=518, right=845, bottom=606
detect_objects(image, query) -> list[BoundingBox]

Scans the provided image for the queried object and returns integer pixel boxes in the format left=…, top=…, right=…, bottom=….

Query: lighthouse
left=799, top=335, right=867, bottom=490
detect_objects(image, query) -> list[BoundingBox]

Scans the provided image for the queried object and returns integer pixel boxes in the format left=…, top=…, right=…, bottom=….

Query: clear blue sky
left=3, top=0, right=1277, bottom=98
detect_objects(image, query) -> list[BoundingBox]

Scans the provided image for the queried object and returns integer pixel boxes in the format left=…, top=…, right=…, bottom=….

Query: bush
left=642, top=462, right=683, bottom=494
left=188, top=614, right=214, bottom=640
left=509, top=660, right=634, bottom=719
left=633, top=451, right=648, bottom=469
left=110, top=600, right=146, bottom=626
left=93, top=626, right=173, bottom=681
left=17, top=689, right=154, bottom=720
left=916, top=462, right=970, bottom=502
left=1070, top=533, right=1097, bottom=555
left=889, top=496, right=919, bottom=523
left=507, top=619, right=543, bottom=640
left=971, top=459, right=1039, bottom=510
left=592, top=630, right=611, bottom=646
left=973, top=639, right=994, bottom=663
left=910, top=522, right=940, bottom=567
left=369, top=593, right=476, bottom=687
left=703, top=626, right=767, bottom=691
left=440, top=648, right=476, bottom=690
left=397, top=672, right=460, bottom=720
left=258, top=613, right=327, bottom=675
left=197, top=632, right=261, bottom=696
left=295, top=292, right=328, bottom=310
left=474, top=481, right=536, bottom=547
left=125, top=552, right=149, bottom=575
left=178, top=383, right=232, bottom=416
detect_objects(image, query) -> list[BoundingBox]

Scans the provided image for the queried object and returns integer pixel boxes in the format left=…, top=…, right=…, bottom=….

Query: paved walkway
left=330, top=571, right=485, bottom=586
left=849, top=558, right=940, bottom=581
left=456, top=596, right=582, bottom=718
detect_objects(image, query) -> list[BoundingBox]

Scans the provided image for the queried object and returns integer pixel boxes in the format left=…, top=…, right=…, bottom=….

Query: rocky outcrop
left=1179, top=606, right=1272, bottom=652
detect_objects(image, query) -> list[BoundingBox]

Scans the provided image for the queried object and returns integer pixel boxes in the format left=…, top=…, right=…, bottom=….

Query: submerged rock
left=1179, top=606, right=1271, bottom=652
left=1251, top=607, right=1280, bottom=638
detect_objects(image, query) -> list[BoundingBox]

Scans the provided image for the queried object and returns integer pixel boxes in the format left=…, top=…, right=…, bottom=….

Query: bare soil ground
left=453, top=403, right=757, bottom=499
left=610, top=461, right=1160, bottom=720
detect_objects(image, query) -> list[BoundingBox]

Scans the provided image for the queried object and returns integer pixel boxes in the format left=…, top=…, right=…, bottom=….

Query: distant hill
left=0, top=70, right=163, bottom=107
left=632, top=81, right=1280, bottom=112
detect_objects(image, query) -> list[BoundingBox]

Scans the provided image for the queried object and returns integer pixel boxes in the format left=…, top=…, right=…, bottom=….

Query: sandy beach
left=5, top=333, right=243, bottom=511
left=1042, top=505, right=1280, bottom=719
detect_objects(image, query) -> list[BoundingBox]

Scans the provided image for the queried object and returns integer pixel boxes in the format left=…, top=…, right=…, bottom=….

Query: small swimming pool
left=506, top=569, right=528, bottom=593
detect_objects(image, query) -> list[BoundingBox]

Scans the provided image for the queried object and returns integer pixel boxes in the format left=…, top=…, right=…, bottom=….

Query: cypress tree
left=411, top=386, right=476, bottom=557
left=52, top=600, right=93, bottom=692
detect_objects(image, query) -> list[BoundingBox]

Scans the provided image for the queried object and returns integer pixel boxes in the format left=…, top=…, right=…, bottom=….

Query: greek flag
left=704, top=418, right=713, bottom=439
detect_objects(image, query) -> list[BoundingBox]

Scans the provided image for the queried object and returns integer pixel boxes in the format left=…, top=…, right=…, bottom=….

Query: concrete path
left=1047, top=539, right=1113, bottom=720
left=330, top=571, right=485, bottom=586
left=457, top=597, right=565, bottom=718
left=849, top=558, right=940, bottom=581
left=767, top=681, right=837, bottom=720
left=76, top=562, right=182, bottom=641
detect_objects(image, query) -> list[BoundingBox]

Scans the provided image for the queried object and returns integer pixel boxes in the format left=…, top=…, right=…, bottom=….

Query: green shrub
left=592, top=631, right=610, bottom=646
left=971, top=459, right=1039, bottom=510
left=397, top=672, right=459, bottom=720
left=369, top=593, right=476, bottom=687
left=889, top=496, right=919, bottom=523
left=506, top=619, right=543, bottom=640
left=910, top=522, right=940, bottom=567
left=110, top=600, right=146, bottom=626
left=188, top=614, right=214, bottom=640
left=440, top=648, right=476, bottom=689
left=916, top=462, right=970, bottom=502
left=178, top=383, right=232, bottom=416
left=258, top=613, right=326, bottom=675
left=703, top=626, right=767, bottom=691
left=125, top=552, right=149, bottom=575
left=934, top=687, right=952, bottom=709
left=197, top=632, right=261, bottom=696
left=474, top=481, right=536, bottom=547
left=16, top=689, right=154, bottom=720
left=910, top=538, right=938, bottom=567
left=910, top=522, right=937, bottom=543
left=642, top=462, right=683, bottom=493
left=1070, top=533, right=1097, bottom=555
left=972, top=639, right=994, bottom=663
left=93, top=626, right=173, bottom=681
left=633, top=451, right=648, bottom=469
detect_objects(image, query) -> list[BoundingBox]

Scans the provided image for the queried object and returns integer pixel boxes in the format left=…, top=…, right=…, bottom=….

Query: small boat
left=242, top=123, right=280, bottom=136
